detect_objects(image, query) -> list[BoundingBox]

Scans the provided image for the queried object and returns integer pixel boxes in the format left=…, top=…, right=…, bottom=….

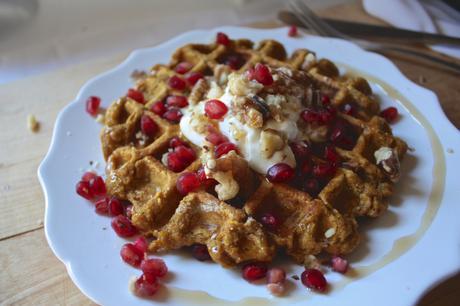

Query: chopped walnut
left=228, top=73, right=263, bottom=96
left=213, top=64, right=231, bottom=85
left=188, top=78, right=209, bottom=105
left=374, top=147, right=400, bottom=182
left=246, top=108, right=263, bottom=129
left=260, top=129, right=285, bottom=158
left=304, top=254, right=321, bottom=270
left=213, top=170, right=239, bottom=201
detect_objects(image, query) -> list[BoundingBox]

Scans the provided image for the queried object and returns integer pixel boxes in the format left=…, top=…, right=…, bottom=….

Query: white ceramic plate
left=39, top=27, right=460, bottom=306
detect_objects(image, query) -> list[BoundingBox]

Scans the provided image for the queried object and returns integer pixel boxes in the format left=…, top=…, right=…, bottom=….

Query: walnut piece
left=260, top=129, right=284, bottom=158
left=374, top=147, right=401, bottom=182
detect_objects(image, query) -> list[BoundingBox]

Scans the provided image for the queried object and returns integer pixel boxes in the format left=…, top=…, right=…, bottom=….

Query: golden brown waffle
left=101, top=37, right=407, bottom=267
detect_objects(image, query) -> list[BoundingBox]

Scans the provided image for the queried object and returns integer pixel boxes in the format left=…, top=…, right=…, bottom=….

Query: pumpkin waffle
left=101, top=36, right=407, bottom=268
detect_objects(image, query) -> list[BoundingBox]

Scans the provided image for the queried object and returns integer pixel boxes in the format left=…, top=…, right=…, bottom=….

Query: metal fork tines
left=288, top=0, right=460, bottom=73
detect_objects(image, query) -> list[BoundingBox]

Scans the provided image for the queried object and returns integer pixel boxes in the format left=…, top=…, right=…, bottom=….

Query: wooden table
left=1, top=2, right=459, bottom=305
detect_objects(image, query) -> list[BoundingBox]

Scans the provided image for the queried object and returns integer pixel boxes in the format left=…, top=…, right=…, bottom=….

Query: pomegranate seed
left=166, top=95, right=188, bottom=108
left=176, top=172, right=201, bottom=195
left=89, top=176, right=106, bottom=197
left=197, top=166, right=217, bottom=188
left=267, top=283, right=285, bottom=296
left=260, top=213, right=280, bottom=230
left=267, top=268, right=286, bottom=284
left=330, top=125, right=355, bottom=150
left=324, top=145, right=340, bottom=164
left=108, top=197, right=124, bottom=216
left=290, top=141, right=311, bottom=161
left=380, top=106, right=399, bottom=123
left=186, top=72, right=204, bottom=86
left=301, top=109, right=321, bottom=124
left=111, top=215, right=137, bottom=237
left=303, top=178, right=320, bottom=196
left=215, top=142, right=238, bottom=158
left=225, top=54, right=245, bottom=70
left=163, top=107, right=183, bottom=123
left=81, top=171, right=97, bottom=182
left=192, top=244, right=211, bottom=261
left=127, top=88, right=145, bottom=104
left=175, top=61, right=192, bottom=74
left=206, top=131, right=228, bottom=145
left=252, top=63, right=273, bottom=86
left=301, top=268, right=327, bottom=292
left=94, top=197, right=109, bottom=214
left=313, top=163, right=337, bottom=179
left=169, top=136, right=187, bottom=148
left=168, top=76, right=186, bottom=91
left=140, top=115, right=158, bottom=136
left=133, top=275, right=160, bottom=297
left=342, top=103, right=356, bottom=116
left=141, top=258, right=168, bottom=278
left=204, top=99, right=228, bottom=119
left=288, top=25, right=298, bottom=37
left=120, top=243, right=144, bottom=267
left=76, top=181, right=93, bottom=200
left=85, top=96, right=100, bottom=116
left=331, top=256, right=349, bottom=274
left=167, top=152, right=187, bottom=172
left=318, top=107, right=336, bottom=124
left=242, top=262, right=267, bottom=282
left=134, top=236, right=148, bottom=253
left=300, top=159, right=312, bottom=175
left=216, top=32, right=230, bottom=46
left=150, top=101, right=167, bottom=116
left=321, top=95, right=330, bottom=105
left=266, top=163, right=295, bottom=183
left=174, top=145, right=196, bottom=164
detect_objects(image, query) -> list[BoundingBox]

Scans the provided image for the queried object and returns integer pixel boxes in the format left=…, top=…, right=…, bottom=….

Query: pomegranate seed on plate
left=186, top=72, right=204, bottom=86
left=176, top=172, right=201, bottom=195
left=140, top=115, right=158, bottom=136
left=303, top=178, right=320, bottom=196
left=206, top=131, right=228, bottom=146
left=318, top=107, right=336, bottom=124
left=266, top=163, right=295, bottom=183
left=267, top=267, right=286, bottom=284
left=214, top=142, right=238, bottom=158
left=168, top=75, right=186, bottom=91
left=163, top=107, right=183, bottom=123
left=150, top=101, right=167, bottom=116
left=166, top=95, right=188, bottom=108
left=120, top=243, right=144, bottom=267
left=95, top=197, right=109, bottom=214
left=76, top=180, right=93, bottom=200
left=134, top=236, right=149, bottom=253
left=197, top=166, right=217, bottom=188
left=133, top=274, right=160, bottom=297
left=301, top=268, right=327, bottom=292
left=89, top=176, right=106, bottom=197
left=290, top=141, right=311, bottom=161
left=301, top=109, right=321, bottom=124
left=167, top=152, right=187, bottom=172
left=321, top=95, right=330, bottom=105
left=252, top=63, right=273, bottom=86
left=81, top=171, right=97, bottom=182
left=300, top=159, right=312, bottom=175
left=216, top=32, right=230, bottom=46
left=242, top=262, right=267, bottom=282
left=108, top=197, right=124, bottom=216
left=225, top=54, right=244, bottom=70
left=191, top=244, right=211, bottom=261
left=169, top=136, right=187, bottom=148
left=141, top=258, right=168, bottom=278
left=331, top=256, right=349, bottom=273
left=127, top=88, right=145, bottom=104
left=342, top=103, right=356, bottom=116
left=111, top=215, right=137, bottom=237
left=288, top=25, right=298, bottom=37
left=174, top=145, right=196, bottom=163
left=313, top=163, right=337, bottom=179
left=85, top=96, right=100, bottom=116
left=380, top=106, right=398, bottom=123
left=260, top=213, right=280, bottom=230
left=204, top=99, right=228, bottom=119
left=175, top=61, right=192, bottom=74
left=324, top=145, right=340, bottom=164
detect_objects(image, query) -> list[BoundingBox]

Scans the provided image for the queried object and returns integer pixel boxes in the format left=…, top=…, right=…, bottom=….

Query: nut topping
left=374, top=147, right=400, bottom=182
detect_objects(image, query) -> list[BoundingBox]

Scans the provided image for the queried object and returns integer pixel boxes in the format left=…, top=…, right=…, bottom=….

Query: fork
left=288, top=0, right=460, bottom=74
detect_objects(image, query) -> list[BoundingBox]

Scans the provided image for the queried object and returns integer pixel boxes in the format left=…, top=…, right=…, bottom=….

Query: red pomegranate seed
left=81, top=171, right=97, bottom=182
left=301, top=109, right=321, bottom=124
left=300, top=159, right=312, bottom=175
left=127, top=88, right=145, bottom=104
left=242, top=262, right=268, bottom=282
left=313, top=163, right=337, bottom=179
left=168, top=76, right=186, bottom=91
left=89, top=176, right=106, bottom=197
left=304, top=178, right=320, bottom=196
left=186, top=72, right=204, bottom=86
left=253, top=63, right=273, bottom=86
left=169, top=136, right=187, bottom=148
left=85, top=96, right=100, bottom=116
left=266, top=163, right=295, bottom=183
left=342, top=103, right=356, bottom=116
left=215, top=142, right=238, bottom=158
left=330, top=125, right=355, bottom=150
left=267, top=267, right=286, bottom=284
left=290, top=141, right=311, bottom=161
left=163, top=107, right=183, bottom=123
left=318, top=107, right=336, bottom=124
left=175, top=61, right=192, bottom=74
left=140, top=115, right=158, bottom=136
left=288, top=25, right=298, bottom=37
left=380, top=106, right=398, bottom=123
left=260, top=213, right=280, bottom=230
left=120, top=243, right=144, bottom=267
left=108, top=197, right=124, bottom=216
left=167, top=152, right=187, bottom=172
left=94, top=197, right=109, bottom=214
left=133, top=275, right=160, bottom=297
left=75, top=181, right=92, bottom=201
left=204, top=99, right=228, bottom=119
left=141, top=258, right=168, bottom=278
left=321, top=95, right=330, bottom=105
left=176, top=172, right=201, bottom=195
left=111, top=215, right=137, bottom=237
left=191, top=244, right=211, bottom=261
left=150, top=101, right=167, bottom=116
left=197, top=166, right=217, bottom=188
left=206, top=131, right=228, bottom=145
left=216, top=32, right=230, bottom=46
left=324, top=145, right=340, bottom=164
left=331, top=256, right=349, bottom=274
left=174, top=145, right=196, bottom=163
left=301, top=268, right=327, bottom=292
left=166, top=95, right=188, bottom=108
left=225, top=54, right=244, bottom=70
left=134, top=236, right=148, bottom=253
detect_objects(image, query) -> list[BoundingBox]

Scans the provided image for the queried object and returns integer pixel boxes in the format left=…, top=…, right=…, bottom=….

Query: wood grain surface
left=0, top=2, right=459, bottom=305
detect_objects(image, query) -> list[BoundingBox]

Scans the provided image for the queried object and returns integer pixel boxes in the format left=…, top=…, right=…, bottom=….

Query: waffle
left=101, top=37, right=407, bottom=267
